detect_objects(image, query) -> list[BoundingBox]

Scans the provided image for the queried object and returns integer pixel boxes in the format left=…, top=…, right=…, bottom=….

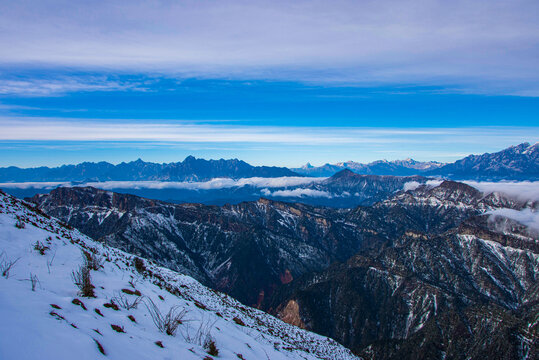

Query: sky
left=0, top=0, right=538, bottom=168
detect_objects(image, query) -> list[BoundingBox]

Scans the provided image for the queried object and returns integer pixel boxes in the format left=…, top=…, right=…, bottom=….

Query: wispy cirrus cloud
left=0, top=0, right=537, bottom=95
left=0, top=118, right=537, bottom=147
left=0, top=77, right=151, bottom=97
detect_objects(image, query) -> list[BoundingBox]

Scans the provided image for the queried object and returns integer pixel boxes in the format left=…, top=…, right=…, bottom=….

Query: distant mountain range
left=0, top=143, right=537, bottom=185
left=3, top=169, right=430, bottom=208
left=425, top=142, right=538, bottom=180
left=293, top=158, right=444, bottom=177
left=293, top=142, right=538, bottom=180
left=0, top=156, right=299, bottom=182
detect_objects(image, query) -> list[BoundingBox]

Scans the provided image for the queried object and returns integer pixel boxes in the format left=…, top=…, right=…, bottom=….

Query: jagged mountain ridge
left=28, top=186, right=370, bottom=306
left=28, top=179, right=532, bottom=308
left=0, top=156, right=299, bottom=182
left=293, top=159, right=444, bottom=177
left=268, top=183, right=539, bottom=360
left=261, top=170, right=431, bottom=208
left=425, top=142, right=539, bottom=180
left=0, top=189, right=357, bottom=360
left=293, top=142, right=538, bottom=180
left=1, top=143, right=537, bottom=185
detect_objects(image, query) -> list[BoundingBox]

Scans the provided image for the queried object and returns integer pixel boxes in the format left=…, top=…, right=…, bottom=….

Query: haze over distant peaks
left=0, top=143, right=537, bottom=183
left=425, top=142, right=538, bottom=180
left=293, top=158, right=445, bottom=177
left=293, top=142, right=538, bottom=180
left=0, top=156, right=299, bottom=182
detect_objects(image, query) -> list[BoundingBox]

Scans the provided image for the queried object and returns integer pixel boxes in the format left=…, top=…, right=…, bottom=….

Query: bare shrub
left=15, top=218, right=25, bottom=229
left=128, top=276, right=139, bottom=289
left=29, top=273, right=40, bottom=291
left=83, top=250, right=104, bottom=271
left=0, top=253, right=19, bottom=279
left=71, top=263, right=95, bottom=297
left=133, top=257, right=146, bottom=274
left=145, top=297, right=188, bottom=336
left=34, top=241, right=49, bottom=255
left=112, top=291, right=143, bottom=310
left=46, top=250, right=56, bottom=274
left=204, top=336, right=219, bottom=356
left=181, top=317, right=217, bottom=347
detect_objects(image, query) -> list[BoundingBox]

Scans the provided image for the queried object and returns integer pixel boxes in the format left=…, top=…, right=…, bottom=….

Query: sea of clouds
left=0, top=177, right=324, bottom=191
left=402, top=179, right=443, bottom=191
left=487, top=208, right=539, bottom=231
left=261, top=188, right=335, bottom=198
left=2, top=179, right=537, bottom=205
left=463, top=181, right=539, bottom=202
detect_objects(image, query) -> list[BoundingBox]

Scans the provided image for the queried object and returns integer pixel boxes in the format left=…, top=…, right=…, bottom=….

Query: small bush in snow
left=29, top=273, right=40, bottom=291
left=33, top=241, right=49, bottom=255
left=15, top=219, right=25, bottom=229
left=112, top=291, right=143, bottom=310
left=181, top=317, right=217, bottom=347
left=145, top=297, right=188, bottom=336
left=204, top=337, right=219, bottom=356
left=0, top=254, right=19, bottom=279
left=83, top=250, right=104, bottom=271
left=133, top=257, right=146, bottom=274
left=71, top=263, right=95, bottom=297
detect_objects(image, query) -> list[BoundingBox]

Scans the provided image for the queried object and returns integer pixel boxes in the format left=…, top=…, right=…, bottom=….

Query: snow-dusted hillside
left=0, top=190, right=358, bottom=360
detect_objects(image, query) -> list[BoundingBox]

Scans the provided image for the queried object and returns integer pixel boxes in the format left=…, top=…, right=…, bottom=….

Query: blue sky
left=0, top=0, right=538, bottom=167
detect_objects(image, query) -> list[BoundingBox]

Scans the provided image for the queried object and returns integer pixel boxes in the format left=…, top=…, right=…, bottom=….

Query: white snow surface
left=0, top=191, right=358, bottom=360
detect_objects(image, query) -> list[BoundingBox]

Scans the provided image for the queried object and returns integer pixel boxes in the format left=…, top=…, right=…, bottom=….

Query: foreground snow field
left=0, top=190, right=358, bottom=360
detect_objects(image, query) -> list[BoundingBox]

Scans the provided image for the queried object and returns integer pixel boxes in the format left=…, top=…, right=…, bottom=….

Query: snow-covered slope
left=0, top=190, right=358, bottom=360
